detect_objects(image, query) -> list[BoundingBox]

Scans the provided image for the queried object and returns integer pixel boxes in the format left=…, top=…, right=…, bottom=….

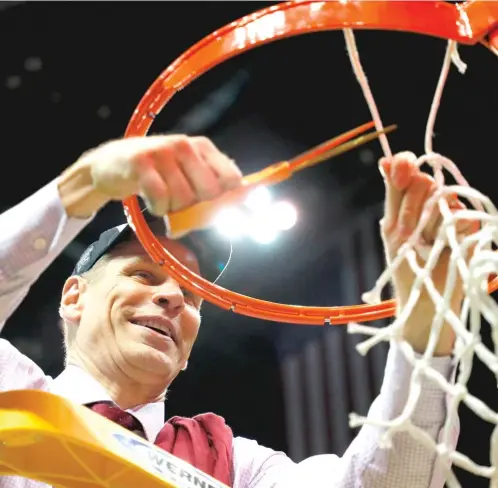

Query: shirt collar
left=50, top=365, right=165, bottom=442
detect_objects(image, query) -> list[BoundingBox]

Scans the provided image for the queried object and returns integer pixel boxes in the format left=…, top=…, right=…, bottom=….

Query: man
left=0, top=134, right=464, bottom=487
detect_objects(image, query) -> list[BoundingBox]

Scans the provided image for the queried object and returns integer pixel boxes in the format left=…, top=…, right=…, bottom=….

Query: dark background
left=0, top=1, right=497, bottom=486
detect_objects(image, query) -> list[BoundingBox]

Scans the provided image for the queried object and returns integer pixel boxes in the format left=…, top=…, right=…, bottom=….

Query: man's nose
left=152, top=280, right=185, bottom=314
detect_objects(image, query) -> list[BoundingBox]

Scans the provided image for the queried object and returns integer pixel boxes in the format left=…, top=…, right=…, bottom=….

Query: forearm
left=0, top=178, right=94, bottom=330
left=335, top=342, right=457, bottom=488
left=402, top=300, right=459, bottom=357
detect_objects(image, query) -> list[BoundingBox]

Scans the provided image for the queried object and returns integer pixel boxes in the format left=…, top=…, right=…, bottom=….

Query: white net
left=342, top=30, right=498, bottom=488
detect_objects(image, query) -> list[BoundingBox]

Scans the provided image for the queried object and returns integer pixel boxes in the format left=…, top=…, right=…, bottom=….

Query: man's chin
left=143, top=329, right=177, bottom=354
left=125, top=342, right=178, bottom=378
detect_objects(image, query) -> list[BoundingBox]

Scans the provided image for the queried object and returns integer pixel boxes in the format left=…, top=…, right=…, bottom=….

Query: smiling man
left=0, top=135, right=463, bottom=488
left=60, top=220, right=211, bottom=410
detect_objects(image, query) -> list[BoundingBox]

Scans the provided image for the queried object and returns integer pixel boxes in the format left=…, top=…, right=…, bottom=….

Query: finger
left=173, top=137, right=222, bottom=200
left=450, top=199, right=479, bottom=236
left=423, top=195, right=477, bottom=243
left=447, top=198, right=479, bottom=234
left=422, top=186, right=442, bottom=243
left=398, top=172, right=433, bottom=237
left=380, top=158, right=400, bottom=232
left=152, top=146, right=197, bottom=212
left=381, top=156, right=414, bottom=232
left=135, top=154, right=170, bottom=216
left=391, top=151, right=418, bottom=190
left=192, top=136, right=242, bottom=190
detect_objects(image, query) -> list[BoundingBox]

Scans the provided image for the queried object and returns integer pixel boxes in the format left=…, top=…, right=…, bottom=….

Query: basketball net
left=343, top=29, right=498, bottom=487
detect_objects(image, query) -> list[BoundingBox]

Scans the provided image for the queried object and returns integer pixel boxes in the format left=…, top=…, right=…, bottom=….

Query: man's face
left=63, top=237, right=202, bottom=390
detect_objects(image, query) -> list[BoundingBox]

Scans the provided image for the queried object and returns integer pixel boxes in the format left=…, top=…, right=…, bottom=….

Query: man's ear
left=59, top=276, right=88, bottom=325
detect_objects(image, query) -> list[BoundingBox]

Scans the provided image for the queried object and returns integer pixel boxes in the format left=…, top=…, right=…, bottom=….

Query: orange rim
left=122, top=0, right=498, bottom=325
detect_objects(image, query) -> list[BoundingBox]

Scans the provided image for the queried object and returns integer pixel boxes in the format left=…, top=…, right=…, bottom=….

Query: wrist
left=402, top=322, right=456, bottom=356
left=57, top=160, right=110, bottom=219
left=400, top=301, right=459, bottom=356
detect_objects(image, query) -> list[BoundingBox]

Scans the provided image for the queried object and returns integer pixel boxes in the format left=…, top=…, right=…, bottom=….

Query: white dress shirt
left=0, top=179, right=460, bottom=488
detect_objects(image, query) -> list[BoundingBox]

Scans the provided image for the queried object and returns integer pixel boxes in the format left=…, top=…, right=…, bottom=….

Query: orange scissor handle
left=166, top=162, right=291, bottom=238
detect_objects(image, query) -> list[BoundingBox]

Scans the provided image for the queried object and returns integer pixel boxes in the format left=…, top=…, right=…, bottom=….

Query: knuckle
left=133, top=152, right=157, bottom=176
left=223, top=158, right=243, bottom=178
left=408, top=175, right=430, bottom=197
left=172, top=135, right=194, bottom=154
left=219, top=173, right=241, bottom=190
left=419, top=173, right=434, bottom=186
left=400, top=206, right=416, bottom=223
left=399, top=205, right=413, bottom=223
left=136, top=149, right=155, bottom=163
left=192, top=136, right=215, bottom=151
left=202, top=182, right=222, bottom=200
left=383, top=231, right=403, bottom=254
left=380, top=218, right=394, bottom=235
left=379, top=220, right=390, bottom=239
left=140, top=142, right=171, bottom=166
left=149, top=199, right=169, bottom=217
left=223, top=168, right=240, bottom=186
left=185, top=192, right=197, bottom=206
left=172, top=192, right=197, bottom=212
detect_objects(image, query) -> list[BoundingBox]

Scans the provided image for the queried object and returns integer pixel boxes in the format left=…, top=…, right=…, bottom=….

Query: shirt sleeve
left=0, top=339, right=51, bottom=392
left=232, top=342, right=458, bottom=488
left=0, top=178, right=94, bottom=332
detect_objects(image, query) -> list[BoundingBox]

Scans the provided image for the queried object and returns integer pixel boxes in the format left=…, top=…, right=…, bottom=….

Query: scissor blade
left=288, top=121, right=375, bottom=171
left=294, top=124, right=397, bottom=172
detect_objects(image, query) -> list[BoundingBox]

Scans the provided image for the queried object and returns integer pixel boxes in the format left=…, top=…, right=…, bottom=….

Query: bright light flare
left=270, top=201, right=297, bottom=231
left=249, top=219, right=279, bottom=244
left=244, top=186, right=272, bottom=213
left=214, top=207, right=247, bottom=239
left=214, top=188, right=298, bottom=245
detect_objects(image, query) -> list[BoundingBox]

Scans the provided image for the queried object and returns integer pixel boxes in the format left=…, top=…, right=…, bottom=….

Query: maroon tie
left=88, top=401, right=146, bottom=438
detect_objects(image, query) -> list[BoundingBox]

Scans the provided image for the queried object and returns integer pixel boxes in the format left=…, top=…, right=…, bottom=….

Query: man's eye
left=133, top=270, right=154, bottom=281
left=181, top=286, right=193, bottom=297
left=181, top=287, right=200, bottom=305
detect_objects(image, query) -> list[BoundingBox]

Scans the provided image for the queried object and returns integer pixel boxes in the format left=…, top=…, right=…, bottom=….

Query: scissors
left=165, top=121, right=397, bottom=238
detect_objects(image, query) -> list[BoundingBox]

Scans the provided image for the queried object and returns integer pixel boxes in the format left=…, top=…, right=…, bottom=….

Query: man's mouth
left=131, top=319, right=176, bottom=343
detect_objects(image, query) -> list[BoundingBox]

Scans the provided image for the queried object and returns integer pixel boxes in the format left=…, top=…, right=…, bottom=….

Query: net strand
left=343, top=30, right=498, bottom=487
left=343, top=29, right=391, bottom=158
